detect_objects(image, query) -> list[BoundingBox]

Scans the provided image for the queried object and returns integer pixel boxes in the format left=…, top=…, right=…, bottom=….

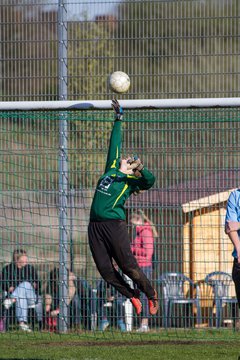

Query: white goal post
left=0, top=97, right=240, bottom=111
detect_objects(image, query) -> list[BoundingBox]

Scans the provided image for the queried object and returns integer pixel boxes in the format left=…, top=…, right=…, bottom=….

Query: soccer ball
left=109, top=71, right=130, bottom=94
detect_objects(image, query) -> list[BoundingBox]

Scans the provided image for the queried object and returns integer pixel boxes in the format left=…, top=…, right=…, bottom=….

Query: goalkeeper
left=88, top=99, right=158, bottom=316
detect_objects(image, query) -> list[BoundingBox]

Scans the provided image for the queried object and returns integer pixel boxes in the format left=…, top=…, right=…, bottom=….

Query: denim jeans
left=11, top=281, right=42, bottom=323
left=139, top=266, right=153, bottom=317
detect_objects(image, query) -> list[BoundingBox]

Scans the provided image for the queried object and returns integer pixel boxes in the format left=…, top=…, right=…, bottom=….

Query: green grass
left=1, top=331, right=240, bottom=359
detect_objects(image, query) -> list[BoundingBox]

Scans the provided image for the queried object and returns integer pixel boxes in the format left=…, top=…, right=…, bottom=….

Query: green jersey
left=90, top=120, right=155, bottom=221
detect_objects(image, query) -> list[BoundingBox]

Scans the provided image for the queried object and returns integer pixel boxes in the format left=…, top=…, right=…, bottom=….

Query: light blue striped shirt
left=225, top=189, right=240, bottom=258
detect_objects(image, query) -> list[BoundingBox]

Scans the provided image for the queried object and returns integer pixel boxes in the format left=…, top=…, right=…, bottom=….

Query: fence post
left=58, top=0, right=68, bottom=334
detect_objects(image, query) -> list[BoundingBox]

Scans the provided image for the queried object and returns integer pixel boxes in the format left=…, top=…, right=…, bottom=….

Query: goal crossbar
left=0, top=97, right=240, bottom=111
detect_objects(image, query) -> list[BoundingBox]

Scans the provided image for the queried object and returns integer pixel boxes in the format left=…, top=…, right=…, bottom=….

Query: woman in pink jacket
left=131, top=210, right=158, bottom=332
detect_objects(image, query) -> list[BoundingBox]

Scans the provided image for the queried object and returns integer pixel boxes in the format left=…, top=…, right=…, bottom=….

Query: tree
left=67, top=19, right=115, bottom=100
left=0, top=4, right=58, bottom=101
left=116, top=0, right=239, bottom=98
left=67, top=19, right=116, bottom=188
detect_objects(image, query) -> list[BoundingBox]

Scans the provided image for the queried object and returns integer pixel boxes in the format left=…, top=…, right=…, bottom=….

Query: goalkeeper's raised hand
left=111, top=98, right=124, bottom=120
left=127, top=156, right=144, bottom=172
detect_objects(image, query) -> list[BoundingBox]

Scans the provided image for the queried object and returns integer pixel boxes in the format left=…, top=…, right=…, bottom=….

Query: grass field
left=1, top=331, right=240, bottom=360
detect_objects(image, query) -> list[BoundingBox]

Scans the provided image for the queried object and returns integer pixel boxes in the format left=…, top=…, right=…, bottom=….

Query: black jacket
left=1, top=262, right=41, bottom=294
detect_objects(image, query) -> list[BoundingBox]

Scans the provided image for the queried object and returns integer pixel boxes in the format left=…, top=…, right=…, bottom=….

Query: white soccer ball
left=109, top=71, right=130, bottom=94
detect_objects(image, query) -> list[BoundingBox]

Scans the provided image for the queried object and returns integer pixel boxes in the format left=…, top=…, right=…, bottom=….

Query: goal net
left=0, top=98, right=239, bottom=335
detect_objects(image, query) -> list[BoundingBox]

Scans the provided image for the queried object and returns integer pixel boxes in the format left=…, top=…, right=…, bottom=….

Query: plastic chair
left=204, top=271, right=238, bottom=328
left=158, top=272, right=202, bottom=328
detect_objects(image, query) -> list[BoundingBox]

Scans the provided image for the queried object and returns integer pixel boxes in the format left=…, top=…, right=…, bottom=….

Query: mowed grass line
left=1, top=342, right=240, bottom=360
left=1, top=332, right=240, bottom=360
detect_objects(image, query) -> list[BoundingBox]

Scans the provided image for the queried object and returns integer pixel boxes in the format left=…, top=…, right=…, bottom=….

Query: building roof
left=127, top=169, right=240, bottom=212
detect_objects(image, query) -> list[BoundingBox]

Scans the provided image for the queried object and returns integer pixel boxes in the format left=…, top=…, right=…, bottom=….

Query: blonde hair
left=131, top=210, right=158, bottom=238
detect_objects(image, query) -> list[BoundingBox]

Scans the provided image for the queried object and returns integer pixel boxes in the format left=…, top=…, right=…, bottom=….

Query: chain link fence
left=0, top=0, right=239, bottom=101
left=0, top=0, right=240, bottom=335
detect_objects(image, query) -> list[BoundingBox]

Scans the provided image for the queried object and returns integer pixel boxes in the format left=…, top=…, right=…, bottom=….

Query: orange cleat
left=131, top=296, right=142, bottom=315
left=148, top=290, right=158, bottom=315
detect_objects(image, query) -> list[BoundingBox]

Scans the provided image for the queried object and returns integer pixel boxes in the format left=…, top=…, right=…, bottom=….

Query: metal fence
left=0, top=0, right=239, bottom=101
left=0, top=104, right=240, bottom=333
left=0, top=0, right=240, bottom=336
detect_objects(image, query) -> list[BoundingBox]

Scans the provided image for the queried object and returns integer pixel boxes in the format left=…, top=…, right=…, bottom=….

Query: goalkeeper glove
left=133, top=189, right=145, bottom=196
left=111, top=98, right=124, bottom=120
left=127, top=156, right=144, bottom=171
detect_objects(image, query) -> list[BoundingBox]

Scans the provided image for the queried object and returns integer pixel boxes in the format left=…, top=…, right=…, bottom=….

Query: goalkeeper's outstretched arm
left=104, top=99, right=123, bottom=172
left=135, top=167, right=155, bottom=190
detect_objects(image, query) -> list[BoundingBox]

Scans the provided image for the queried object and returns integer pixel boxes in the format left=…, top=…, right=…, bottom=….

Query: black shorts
left=88, top=220, right=155, bottom=298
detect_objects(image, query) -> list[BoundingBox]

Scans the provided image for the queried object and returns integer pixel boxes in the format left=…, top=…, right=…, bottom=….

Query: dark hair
left=12, top=249, right=27, bottom=262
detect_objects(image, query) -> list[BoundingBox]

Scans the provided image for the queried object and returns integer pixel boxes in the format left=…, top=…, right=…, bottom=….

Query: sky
left=44, top=0, right=121, bottom=21
left=21, top=0, right=231, bottom=21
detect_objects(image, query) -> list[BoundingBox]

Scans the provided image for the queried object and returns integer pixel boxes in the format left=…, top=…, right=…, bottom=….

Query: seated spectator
left=97, top=279, right=126, bottom=332
left=45, top=267, right=81, bottom=331
left=130, top=210, right=158, bottom=332
left=74, top=277, right=93, bottom=330
left=1, top=249, right=42, bottom=332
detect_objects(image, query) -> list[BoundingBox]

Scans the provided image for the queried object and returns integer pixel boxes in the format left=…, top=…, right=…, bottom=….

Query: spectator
left=130, top=210, right=158, bottom=332
left=98, top=279, right=126, bottom=332
left=1, top=249, right=42, bottom=332
left=225, top=190, right=240, bottom=312
left=45, top=267, right=81, bottom=331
